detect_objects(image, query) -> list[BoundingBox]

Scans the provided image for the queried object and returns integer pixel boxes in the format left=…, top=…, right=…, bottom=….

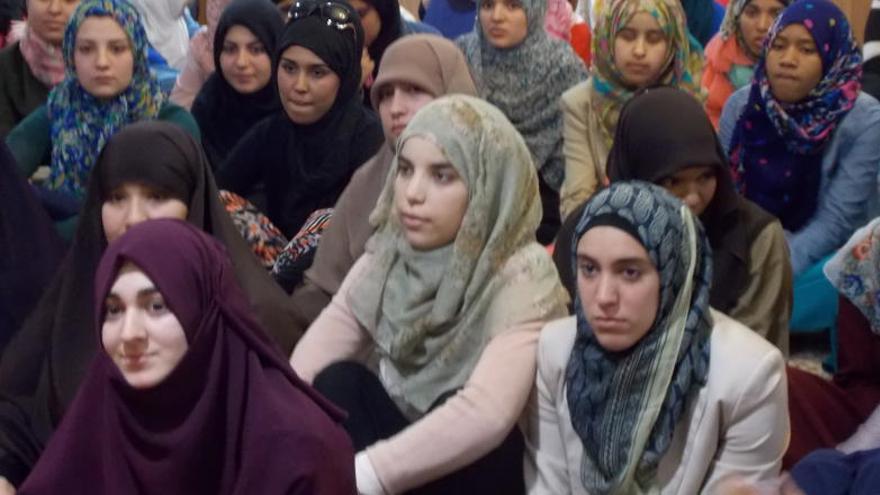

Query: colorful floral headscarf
left=728, top=0, right=861, bottom=231
left=589, top=0, right=705, bottom=147
left=46, top=0, right=165, bottom=198
left=825, top=217, right=880, bottom=334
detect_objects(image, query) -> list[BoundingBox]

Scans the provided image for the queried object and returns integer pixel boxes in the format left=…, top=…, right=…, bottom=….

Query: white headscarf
left=129, top=0, right=190, bottom=70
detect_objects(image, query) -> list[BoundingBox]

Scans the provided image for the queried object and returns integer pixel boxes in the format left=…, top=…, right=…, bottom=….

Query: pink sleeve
left=289, top=255, right=373, bottom=383
left=170, top=30, right=213, bottom=110
left=366, top=321, right=542, bottom=494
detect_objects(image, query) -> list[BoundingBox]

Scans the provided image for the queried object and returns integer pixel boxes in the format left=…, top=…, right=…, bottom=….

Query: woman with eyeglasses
left=216, top=0, right=384, bottom=239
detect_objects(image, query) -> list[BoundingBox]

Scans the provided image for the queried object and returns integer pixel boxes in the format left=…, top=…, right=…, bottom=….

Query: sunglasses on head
left=287, top=0, right=358, bottom=34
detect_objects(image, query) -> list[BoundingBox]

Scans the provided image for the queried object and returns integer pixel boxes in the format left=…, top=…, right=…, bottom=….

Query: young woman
left=558, top=0, right=703, bottom=219
left=527, top=181, right=788, bottom=494
left=0, top=0, right=79, bottom=136
left=291, top=95, right=569, bottom=494
left=5, top=0, right=199, bottom=235
left=703, top=0, right=788, bottom=128
left=457, top=0, right=587, bottom=243
left=0, top=121, right=300, bottom=492
left=555, top=87, right=791, bottom=352
left=786, top=218, right=880, bottom=467
left=17, top=219, right=354, bottom=494
left=217, top=0, right=384, bottom=238
left=191, top=0, right=283, bottom=168
left=284, top=33, right=477, bottom=319
left=719, top=0, right=880, bottom=329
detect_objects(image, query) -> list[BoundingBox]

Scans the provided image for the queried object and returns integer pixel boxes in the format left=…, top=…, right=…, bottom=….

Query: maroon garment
left=19, top=219, right=355, bottom=494
left=785, top=296, right=880, bottom=468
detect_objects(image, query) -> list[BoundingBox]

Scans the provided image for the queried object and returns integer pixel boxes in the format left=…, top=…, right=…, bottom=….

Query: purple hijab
left=19, top=219, right=355, bottom=495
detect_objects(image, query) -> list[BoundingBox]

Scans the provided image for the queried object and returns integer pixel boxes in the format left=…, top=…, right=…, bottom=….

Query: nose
left=594, top=273, right=618, bottom=310
left=682, top=188, right=701, bottom=212
left=632, top=36, right=647, bottom=57
left=404, top=172, right=426, bottom=204
left=235, top=49, right=248, bottom=68
left=293, top=70, right=308, bottom=93
left=779, top=45, right=799, bottom=67
left=389, top=89, right=406, bottom=117
left=757, top=13, right=773, bottom=33
left=123, top=197, right=147, bottom=230
left=119, top=309, right=147, bottom=352
left=95, top=46, right=110, bottom=68
left=491, top=3, right=504, bottom=20
left=47, top=0, right=61, bottom=14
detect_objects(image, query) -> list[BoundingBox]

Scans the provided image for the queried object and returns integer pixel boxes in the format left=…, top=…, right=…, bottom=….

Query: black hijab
left=358, top=0, right=403, bottom=76
left=0, top=142, right=64, bottom=351
left=555, top=87, right=775, bottom=313
left=0, top=122, right=303, bottom=486
left=191, top=0, right=284, bottom=169
left=217, top=7, right=384, bottom=237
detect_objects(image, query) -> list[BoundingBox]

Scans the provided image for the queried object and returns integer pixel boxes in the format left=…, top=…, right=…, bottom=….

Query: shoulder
left=0, top=42, right=20, bottom=66
left=707, top=309, right=784, bottom=390
left=537, top=316, right=577, bottom=379
left=561, top=79, right=590, bottom=108
left=402, top=19, right=441, bottom=35
left=839, top=92, right=880, bottom=131
left=158, top=102, right=201, bottom=141
left=725, top=85, right=750, bottom=113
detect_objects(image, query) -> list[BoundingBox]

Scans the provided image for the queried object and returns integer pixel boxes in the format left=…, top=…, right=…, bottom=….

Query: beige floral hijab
left=350, top=95, right=569, bottom=414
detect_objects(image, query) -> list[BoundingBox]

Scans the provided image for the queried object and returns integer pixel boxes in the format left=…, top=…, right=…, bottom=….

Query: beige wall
left=832, top=0, right=870, bottom=44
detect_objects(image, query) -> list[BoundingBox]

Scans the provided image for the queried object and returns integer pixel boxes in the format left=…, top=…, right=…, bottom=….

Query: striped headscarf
left=47, top=0, right=165, bottom=198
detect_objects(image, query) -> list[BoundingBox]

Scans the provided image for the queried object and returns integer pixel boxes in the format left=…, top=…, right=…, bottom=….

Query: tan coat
left=559, top=80, right=608, bottom=219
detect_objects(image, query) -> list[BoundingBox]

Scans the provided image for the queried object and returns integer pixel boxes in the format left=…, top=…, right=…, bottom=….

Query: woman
left=555, top=87, right=791, bottom=352
left=719, top=0, right=880, bottom=329
left=526, top=181, right=788, bottom=494
left=191, top=0, right=283, bottom=168
left=284, top=33, right=477, bottom=319
left=291, top=95, right=569, bottom=494
left=785, top=218, right=880, bottom=467
left=0, top=121, right=300, bottom=491
left=558, top=0, right=703, bottom=219
left=0, top=0, right=78, bottom=136
left=5, top=0, right=199, bottom=235
left=457, top=0, right=587, bottom=243
left=703, top=0, right=788, bottom=128
left=169, top=0, right=232, bottom=109
left=17, top=219, right=354, bottom=494
left=217, top=0, right=383, bottom=238
left=128, top=0, right=191, bottom=71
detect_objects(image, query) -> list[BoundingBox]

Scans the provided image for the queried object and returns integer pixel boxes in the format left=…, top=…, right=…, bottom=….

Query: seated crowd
left=1, top=0, right=880, bottom=493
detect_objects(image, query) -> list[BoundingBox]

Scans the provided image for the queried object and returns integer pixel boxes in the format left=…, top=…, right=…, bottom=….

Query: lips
left=120, top=353, right=153, bottom=369
left=592, top=317, right=628, bottom=331
left=487, top=27, right=506, bottom=38
left=399, top=212, right=428, bottom=229
left=624, top=63, right=651, bottom=73
left=772, top=73, right=800, bottom=82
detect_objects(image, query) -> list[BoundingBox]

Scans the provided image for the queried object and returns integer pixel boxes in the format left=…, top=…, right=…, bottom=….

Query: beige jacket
left=525, top=310, right=789, bottom=494
left=559, top=80, right=608, bottom=219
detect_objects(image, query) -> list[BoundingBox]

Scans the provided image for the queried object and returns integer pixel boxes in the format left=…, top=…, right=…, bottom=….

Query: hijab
left=680, top=0, right=716, bottom=46
left=127, top=0, right=190, bottom=69
left=457, top=0, right=587, bottom=190
left=607, top=86, right=774, bottom=313
left=17, top=21, right=65, bottom=87
left=728, top=0, right=862, bottom=232
left=566, top=181, right=713, bottom=494
left=349, top=95, right=569, bottom=414
left=589, top=0, right=704, bottom=149
left=362, top=0, right=404, bottom=77
left=46, top=0, right=165, bottom=199
left=825, top=217, right=880, bottom=334
left=19, top=219, right=351, bottom=495
left=1, top=121, right=302, bottom=437
left=191, top=0, right=284, bottom=168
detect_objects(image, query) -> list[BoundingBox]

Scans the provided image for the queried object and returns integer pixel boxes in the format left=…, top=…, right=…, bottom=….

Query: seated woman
left=191, top=0, right=283, bottom=168
left=282, top=33, right=477, bottom=312
left=526, top=181, right=788, bottom=494
left=703, top=0, right=788, bottom=128
left=170, top=0, right=233, bottom=109
left=0, top=121, right=299, bottom=492
left=217, top=0, right=383, bottom=238
left=128, top=0, right=199, bottom=91
left=719, top=0, right=880, bottom=330
left=558, top=0, right=703, bottom=219
left=5, top=0, right=199, bottom=237
left=17, top=219, right=354, bottom=494
left=457, top=0, right=587, bottom=243
left=0, top=0, right=78, bottom=136
left=291, top=95, right=569, bottom=494
left=554, top=87, right=792, bottom=352
left=786, top=218, right=880, bottom=467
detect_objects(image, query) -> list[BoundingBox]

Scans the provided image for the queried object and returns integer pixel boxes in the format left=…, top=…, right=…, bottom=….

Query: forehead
left=774, top=22, right=815, bottom=43
left=76, top=15, right=128, bottom=41
left=400, top=135, right=448, bottom=164
left=109, top=262, right=154, bottom=295
left=577, top=225, right=650, bottom=261
left=280, top=44, right=326, bottom=64
left=223, top=24, right=259, bottom=43
left=622, top=10, right=664, bottom=31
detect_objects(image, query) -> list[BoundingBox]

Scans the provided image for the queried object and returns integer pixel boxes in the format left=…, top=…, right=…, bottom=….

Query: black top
left=0, top=42, right=50, bottom=137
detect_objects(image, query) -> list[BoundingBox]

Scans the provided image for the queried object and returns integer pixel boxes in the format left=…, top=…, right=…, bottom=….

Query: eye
left=578, top=261, right=598, bottom=278
left=799, top=44, right=817, bottom=55
left=617, top=28, right=637, bottom=42
left=280, top=61, right=297, bottom=75
left=507, top=0, right=523, bottom=9
left=660, top=176, right=678, bottom=188
left=433, top=169, right=457, bottom=183
left=146, top=295, right=169, bottom=315
left=378, top=85, right=394, bottom=101
left=742, top=5, right=758, bottom=17
left=76, top=44, right=93, bottom=55
left=105, top=190, right=126, bottom=203
left=249, top=43, right=266, bottom=55
left=397, top=163, right=414, bottom=177
left=145, top=190, right=169, bottom=201
left=480, top=0, right=495, bottom=10
left=110, top=43, right=129, bottom=54
left=104, top=299, right=124, bottom=320
left=622, top=266, right=642, bottom=281
left=222, top=43, right=237, bottom=54
left=310, top=67, right=330, bottom=78
left=698, top=171, right=715, bottom=183
left=645, top=31, right=666, bottom=45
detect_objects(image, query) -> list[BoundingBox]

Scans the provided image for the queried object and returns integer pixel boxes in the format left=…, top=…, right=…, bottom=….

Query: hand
left=0, top=476, right=16, bottom=495
left=360, top=48, right=375, bottom=88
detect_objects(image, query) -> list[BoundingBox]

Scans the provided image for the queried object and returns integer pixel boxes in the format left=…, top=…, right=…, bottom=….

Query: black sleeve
left=215, top=117, right=272, bottom=196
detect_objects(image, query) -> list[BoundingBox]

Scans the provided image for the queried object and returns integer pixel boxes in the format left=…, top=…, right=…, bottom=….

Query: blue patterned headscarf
left=565, top=181, right=713, bottom=494
left=728, top=0, right=861, bottom=231
left=46, top=0, right=165, bottom=198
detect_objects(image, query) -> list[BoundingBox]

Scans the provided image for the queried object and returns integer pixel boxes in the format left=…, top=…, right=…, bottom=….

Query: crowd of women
left=0, top=0, right=879, bottom=492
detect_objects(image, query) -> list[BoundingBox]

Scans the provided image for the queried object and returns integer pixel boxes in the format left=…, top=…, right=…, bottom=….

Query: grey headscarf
left=456, top=0, right=587, bottom=190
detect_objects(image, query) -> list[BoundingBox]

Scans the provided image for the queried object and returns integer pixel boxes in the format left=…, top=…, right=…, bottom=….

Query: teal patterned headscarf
left=47, top=0, right=165, bottom=198
left=565, top=181, right=713, bottom=494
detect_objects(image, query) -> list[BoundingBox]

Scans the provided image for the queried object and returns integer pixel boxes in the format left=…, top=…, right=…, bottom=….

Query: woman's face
left=377, top=82, right=435, bottom=145
left=348, top=0, right=381, bottom=48
left=738, top=0, right=785, bottom=56
left=26, top=0, right=80, bottom=45
left=102, top=263, right=188, bottom=390
left=576, top=226, right=660, bottom=352
left=766, top=23, right=823, bottom=103
left=479, top=0, right=529, bottom=49
left=394, top=136, right=469, bottom=251
left=613, top=11, right=670, bottom=89
left=102, top=182, right=189, bottom=243
left=219, top=25, right=273, bottom=94
left=658, top=165, right=717, bottom=216
left=73, top=16, right=134, bottom=100
left=277, top=45, right=341, bottom=125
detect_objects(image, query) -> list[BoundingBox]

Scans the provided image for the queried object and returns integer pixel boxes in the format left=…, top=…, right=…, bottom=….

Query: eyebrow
left=280, top=57, right=329, bottom=70
left=105, top=286, right=160, bottom=301
left=576, top=253, right=652, bottom=266
left=774, top=32, right=815, bottom=45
